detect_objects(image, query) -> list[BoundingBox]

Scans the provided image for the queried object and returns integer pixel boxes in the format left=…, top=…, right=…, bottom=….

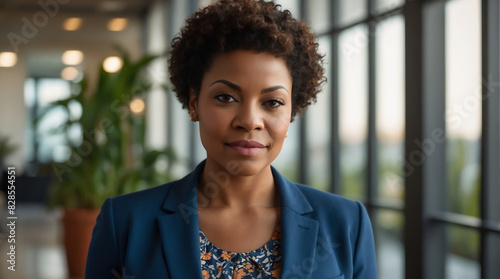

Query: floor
left=0, top=202, right=68, bottom=279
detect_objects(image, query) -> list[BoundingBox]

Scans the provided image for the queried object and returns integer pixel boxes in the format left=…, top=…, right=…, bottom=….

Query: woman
left=85, top=0, right=377, bottom=278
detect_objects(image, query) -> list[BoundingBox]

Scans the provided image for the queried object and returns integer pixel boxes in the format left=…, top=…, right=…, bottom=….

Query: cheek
left=267, top=114, right=290, bottom=143
left=198, top=107, right=230, bottom=141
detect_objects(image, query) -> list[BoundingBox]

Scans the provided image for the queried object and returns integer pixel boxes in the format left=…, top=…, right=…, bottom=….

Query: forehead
left=202, top=50, right=292, bottom=89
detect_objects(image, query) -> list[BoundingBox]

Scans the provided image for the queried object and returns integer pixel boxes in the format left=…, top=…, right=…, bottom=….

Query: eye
left=215, top=93, right=237, bottom=103
left=265, top=98, right=285, bottom=109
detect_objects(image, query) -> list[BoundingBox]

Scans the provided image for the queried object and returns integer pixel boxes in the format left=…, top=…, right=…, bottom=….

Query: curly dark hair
left=168, top=0, right=325, bottom=120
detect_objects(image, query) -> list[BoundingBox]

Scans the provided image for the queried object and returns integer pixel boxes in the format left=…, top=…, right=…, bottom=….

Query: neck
left=197, top=158, right=279, bottom=210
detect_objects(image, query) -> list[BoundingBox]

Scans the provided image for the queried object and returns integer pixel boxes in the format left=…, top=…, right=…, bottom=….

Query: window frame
left=163, top=0, right=500, bottom=277
left=404, top=0, right=500, bottom=278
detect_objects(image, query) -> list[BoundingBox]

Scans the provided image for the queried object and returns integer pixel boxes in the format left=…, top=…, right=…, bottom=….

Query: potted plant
left=43, top=47, right=175, bottom=278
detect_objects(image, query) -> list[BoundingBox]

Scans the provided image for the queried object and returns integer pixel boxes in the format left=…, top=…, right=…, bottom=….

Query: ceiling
left=0, top=0, right=150, bottom=78
left=0, top=0, right=153, bottom=15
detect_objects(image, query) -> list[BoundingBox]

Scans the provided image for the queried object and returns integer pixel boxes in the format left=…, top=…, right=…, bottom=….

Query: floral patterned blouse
left=199, top=222, right=282, bottom=279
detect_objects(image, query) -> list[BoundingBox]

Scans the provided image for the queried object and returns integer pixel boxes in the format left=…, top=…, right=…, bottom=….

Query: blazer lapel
left=155, top=161, right=321, bottom=279
left=157, top=162, right=204, bottom=279
left=272, top=166, right=320, bottom=279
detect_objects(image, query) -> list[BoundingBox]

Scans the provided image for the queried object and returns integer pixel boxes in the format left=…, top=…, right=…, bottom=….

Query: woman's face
left=190, top=50, right=292, bottom=176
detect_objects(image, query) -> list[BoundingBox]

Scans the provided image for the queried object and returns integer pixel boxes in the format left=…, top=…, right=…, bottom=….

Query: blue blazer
left=85, top=160, right=377, bottom=278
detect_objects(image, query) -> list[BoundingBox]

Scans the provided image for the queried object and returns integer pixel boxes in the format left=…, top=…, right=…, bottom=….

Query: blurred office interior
left=0, top=0, right=499, bottom=278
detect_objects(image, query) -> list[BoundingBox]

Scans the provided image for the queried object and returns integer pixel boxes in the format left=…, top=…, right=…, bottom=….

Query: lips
left=226, top=140, right=266, bottom=156
left=227, top=140, right=265, bottom=148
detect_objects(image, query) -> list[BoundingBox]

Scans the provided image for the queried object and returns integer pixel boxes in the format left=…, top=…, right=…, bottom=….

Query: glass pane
left=168, top=0, right=192, bottom=176
left=273, top=117, right=300, bottom=182
left=445, top=225, right=480, bottom=279
left=274, top=0, right=300, bottom=19
left=169, top=94, right=191, bottom=177
left=375, top=209, right=404, bottom=279
left=171, top=0, right=190, bottom=36
left=338, top=25, right=368, bottom=200
left=308, top=0, right=331, bottom=34
left=376, top=16, right=405, bottom=202
left=193, top=122, right=207, bottom=165
left=336, top=0, right=367, bottom=27
left=24, top=78, right=36, bottom=107
left=374, top=0, right=404, bottom=14
left=305, top=36, right=332, bottom=191
left=36, top=78, right=74, bottom=163
left=198, top=0, right=215, bottom=9
left=445, top=0, right=481, bottom=217
left=37, top=79, right=71, bottom=107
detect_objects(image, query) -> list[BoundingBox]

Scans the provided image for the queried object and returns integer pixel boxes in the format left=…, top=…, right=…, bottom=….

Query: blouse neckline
left=199, top=220, right=281, bottom=255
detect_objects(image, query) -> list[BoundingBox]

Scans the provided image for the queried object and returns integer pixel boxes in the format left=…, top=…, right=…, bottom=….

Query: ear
left=188, top=88, right=199, bottom=121
left=188, top=88, right=197, bottom=111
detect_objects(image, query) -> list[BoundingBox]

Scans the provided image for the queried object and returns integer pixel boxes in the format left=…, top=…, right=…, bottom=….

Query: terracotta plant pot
left=62, top=208, right=100, bottom=278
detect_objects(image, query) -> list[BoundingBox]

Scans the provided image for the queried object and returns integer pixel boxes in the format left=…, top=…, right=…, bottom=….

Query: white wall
left=0, top=56, right=27, bottom=171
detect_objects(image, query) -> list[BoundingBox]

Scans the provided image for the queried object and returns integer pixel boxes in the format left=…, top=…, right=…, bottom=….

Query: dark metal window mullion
left=188, top=0, right=198, bottom=170
left=429, top=211, right=500, bottom=234
left=166, top=0, right=175, bottom=171
left=480, top=0, right=500, bottom=278
left=330, top=0, right=341, bottom=194
left=404, top=1, right=425, bottom=276
left=405, top=1, right=447, bottom=278
left=298, top=0, right=308, bottom=185
left=367, top=0, right=378, bottom=218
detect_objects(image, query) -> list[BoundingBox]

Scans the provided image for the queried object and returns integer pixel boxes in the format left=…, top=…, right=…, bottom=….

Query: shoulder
left=104, top=179, right=179, bottom=214
left=293, top=183, right=363, bottom=214
left=289, top=182, right=369, bottom=230
left=289, top=182, right=375, bottom=261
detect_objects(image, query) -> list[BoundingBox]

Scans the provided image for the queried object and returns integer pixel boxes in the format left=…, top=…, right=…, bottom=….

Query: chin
left=233, top=161, right=270, bottom=176
left=213, top=155, right=273, bottom=177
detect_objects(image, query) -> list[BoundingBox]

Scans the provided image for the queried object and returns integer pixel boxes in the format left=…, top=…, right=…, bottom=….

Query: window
left=305, top=36, right=332, bottom=191
left=24, top=78, right=82, bottom=174
left=338, top=24, right=368, bottom=200
left=405, top=0, right=500, bottom=278
left=445, top=0, right=482, bottom=276
left=304, top=1, right=406, bottom=277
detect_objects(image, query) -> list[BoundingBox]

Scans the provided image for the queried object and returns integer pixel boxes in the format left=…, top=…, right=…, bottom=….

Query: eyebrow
left=209, top=79, right=289, bottom=94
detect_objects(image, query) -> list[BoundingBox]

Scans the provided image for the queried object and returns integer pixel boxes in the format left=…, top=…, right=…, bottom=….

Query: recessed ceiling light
left=130, top=98, right=146, bottom=115
left=63, top=18, right=82, bottom=31
left=103, top=56, right=122, bottom=73
left=107, top=18, right=128, bottom=31
left=0, top=52, right=17, bottom=67
left=62, top=50, right=84, bottom=65
left=61, top=67, right=79, bottom=81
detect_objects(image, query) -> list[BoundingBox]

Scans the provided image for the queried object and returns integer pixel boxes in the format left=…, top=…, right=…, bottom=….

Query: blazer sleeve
left=85, top=198, right=122, bottom=278
left=353, top=201, right=378, bottom=278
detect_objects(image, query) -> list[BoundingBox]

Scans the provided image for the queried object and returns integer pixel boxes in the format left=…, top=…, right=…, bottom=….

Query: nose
left=231, top=101, right=264, bottom=132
